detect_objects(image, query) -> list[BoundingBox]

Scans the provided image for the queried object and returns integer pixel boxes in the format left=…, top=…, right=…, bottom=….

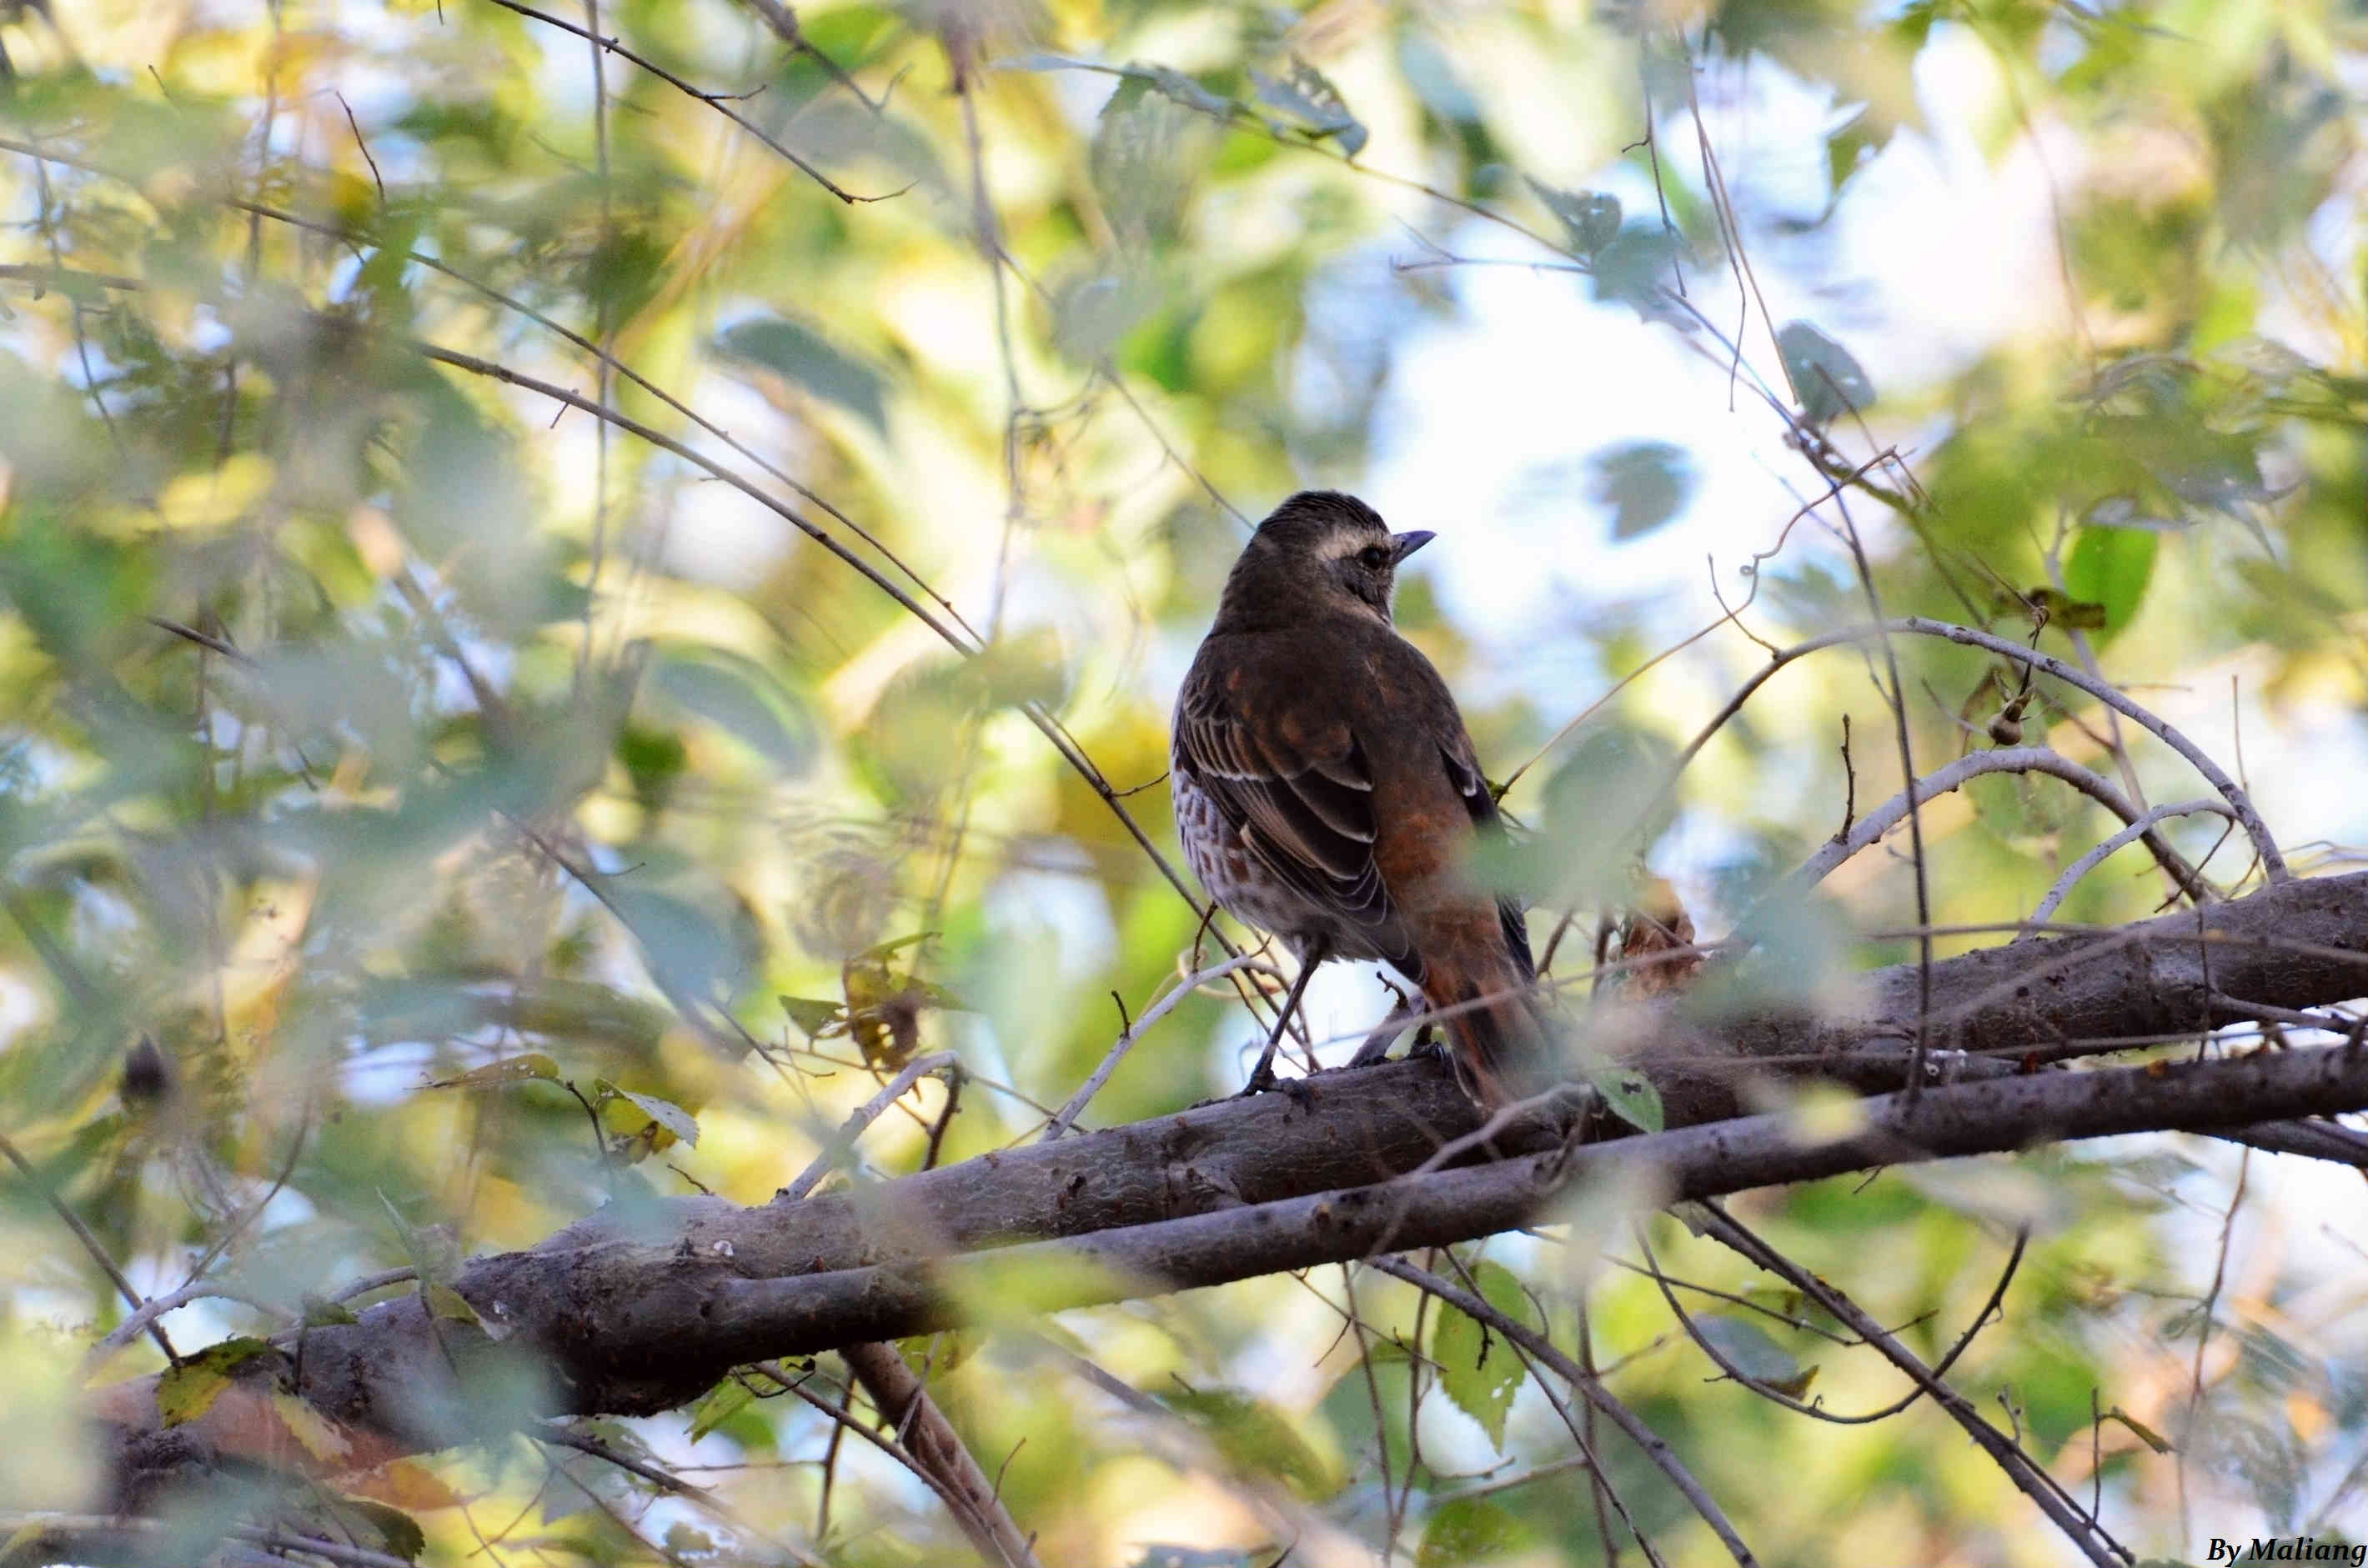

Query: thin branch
left=482, top=0, right=898, bottom=203
left=1694, top=1202, right=2132, bottom=1566
left=1663, top=618, right=2287, bottom=882
left=783, top=1051, right=959, bottom=1202
left=2027, top=801, right=2234, bottom=930
left=85, top=1280, right=288, bottom=1372
left=841, top=1340, right=1044, bottom=1568
left=1754, top=748, right=2215, bottom=923
left=1628, top=1219, right=2026, bottom=1425
left=1375, top=1256, right=1757, bottom=1568
left=0, top=1131, right=177, bottom=1365
left=760, top=1360, right=1018, bottom=1563
left=1043, top=953, right=1275, bottom=1139
left=740, top=0, right=884, bottom=111
left=531, top=1421, right=835, bottom=1568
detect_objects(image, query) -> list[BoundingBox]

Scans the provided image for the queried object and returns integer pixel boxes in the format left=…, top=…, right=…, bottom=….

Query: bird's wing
left=1437, top=730, right=1536, bottom=980
left=1175, top=658, right=1419, bottom=975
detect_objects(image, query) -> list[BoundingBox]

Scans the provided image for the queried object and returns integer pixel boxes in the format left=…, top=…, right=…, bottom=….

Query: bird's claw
left=1237, top=1066, right=1317, bottom=1109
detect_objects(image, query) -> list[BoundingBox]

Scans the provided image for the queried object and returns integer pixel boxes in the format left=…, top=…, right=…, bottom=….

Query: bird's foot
left=1236, top=1065, right=1317, bottom=1109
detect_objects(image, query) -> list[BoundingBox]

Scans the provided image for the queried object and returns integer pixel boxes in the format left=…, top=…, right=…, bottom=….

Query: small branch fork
left=1376, top=1256, right=1760, bottom=1568
left=1754, top=747, right=2222, bottom=924
left=1663, top=617, right=2288, bottom=884
left=1696, top=1202, right=2135, bottom=1565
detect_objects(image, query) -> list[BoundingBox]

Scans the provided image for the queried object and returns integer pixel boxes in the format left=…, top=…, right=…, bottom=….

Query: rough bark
left=99, top=870, right=2368, bottom=1489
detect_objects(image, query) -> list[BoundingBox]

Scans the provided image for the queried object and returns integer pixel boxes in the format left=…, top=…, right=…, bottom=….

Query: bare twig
left=1044, top=953, right=1275, bottom=1139
left=1693, top=1202, right=2132, bottom=1566
left=0, top=1131, right=177, bottom=1365
left=1664, top=618, right=2288, bottom=882
left=1375, top=1256, right=1757, bottom=1567
left=1756, top=749, right=2215, bottom=924
left=481, top=0, right=896, bottom=203
left=783, top=1051, right=959, bottom=1202
left=2025, top=801, right=2234, bottom=931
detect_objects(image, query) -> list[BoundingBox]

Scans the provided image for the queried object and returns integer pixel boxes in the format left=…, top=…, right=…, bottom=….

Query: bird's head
left=1217, top=490, right=1434, bottom=628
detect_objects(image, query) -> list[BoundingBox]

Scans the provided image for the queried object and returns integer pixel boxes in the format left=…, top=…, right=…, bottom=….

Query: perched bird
left=1171, top=491, right=1545, bottom=1105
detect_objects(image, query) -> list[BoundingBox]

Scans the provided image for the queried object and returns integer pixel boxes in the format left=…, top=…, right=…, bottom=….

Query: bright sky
left=1264, top=24, right=2368, bottom=1080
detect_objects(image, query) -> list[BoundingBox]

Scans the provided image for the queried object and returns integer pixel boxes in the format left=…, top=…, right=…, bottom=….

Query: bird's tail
left=1427, top=956, right=1552, bottom=1109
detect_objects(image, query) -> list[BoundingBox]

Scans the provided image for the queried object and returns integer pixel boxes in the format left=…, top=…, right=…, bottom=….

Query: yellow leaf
left=272, top=1390, right=353, bottom=1464
left=423, top=1285, right=481, bottom=1327
left=156, top=1337, right=278, bottom=1426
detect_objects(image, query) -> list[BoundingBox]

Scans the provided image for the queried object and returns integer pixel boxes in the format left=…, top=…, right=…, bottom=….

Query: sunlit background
left=2, top=0, right=2365, bottom=1563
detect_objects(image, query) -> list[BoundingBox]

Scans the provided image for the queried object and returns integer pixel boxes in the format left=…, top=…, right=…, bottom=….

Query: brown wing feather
left=1174, top=657, right=1421, bottom=977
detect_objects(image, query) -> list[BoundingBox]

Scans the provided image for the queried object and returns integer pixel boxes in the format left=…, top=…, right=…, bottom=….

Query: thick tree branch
left=97, top=872, right=2368, bottom=1490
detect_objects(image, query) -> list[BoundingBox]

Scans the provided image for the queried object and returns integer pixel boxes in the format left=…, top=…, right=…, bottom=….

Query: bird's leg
left=1242, top=939, right=1327, bottom=1095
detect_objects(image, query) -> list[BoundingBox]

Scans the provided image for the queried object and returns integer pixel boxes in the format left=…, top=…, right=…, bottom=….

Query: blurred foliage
left=0, top=0, right=2364, bottom=1564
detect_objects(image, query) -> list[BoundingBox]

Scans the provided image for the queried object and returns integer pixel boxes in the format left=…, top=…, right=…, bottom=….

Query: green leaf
left=1429, top=1260, right=1533, bottom=1448
left=714, top=314, right=890, bottom=433
left=1583, top=1061, right=1664, bottom=1133
left=353, top=208, right=425, bottom=307
left=1691, top=1313, right=1815, bottom=1395
left=996, top=51, right=1090, bottom=74
left=156, top=1337, right=279, bottom=1426
left=1526, top=178, right=1622, bottom=256
left=1162, top=1386, right=1338, bottom=1499
left=779, top=994, right=845, bottom=1037
left=1127, top=1548, right=1252, bottom=1568
left=1091, top=75, right=1204, bottom=251
left=1776, top=321, right=1875, bottom=424
left=1140, top=64, right=1236, bottom=118
left=1418, top=1496, right=1526, bottom=1566
left=424, top=1283, right=483, bottom=1327
left=2023, top=586, right=2110, bottom=631
left=688, top=1377, right=757, bottom=1441
left=273, top=1389, right=354, bottom=1464
left=1249, top=58, right=1367, bottom=157
left=2105, top=1405, right=2175, bottom=1454
left=332, top=1497, right=427, bottom=1562
left=2063, top=525, right=2158, bottom=634
left=648, top=647, right=816, bottom=775
left=427, top=1053, right=560, bottom=1090
left=595, top=1080, right=700, bottom=1160
left=299, top=1295, right=360, bottom=1328
left=852, top=932, right=938, bottom=964
left=605, top=883, right=742, bottom=1006
left=1824, top=108, right=1896, bottom=203
left=2080, top=492, right=2188, bottom=532
left=1588, top=223, right=1681, bottom=313
left=1591, top=440, right=1696, bottom=540
left=1523, top=723, right=1678, bottom=910
left=617, top=725, right=688, bottom=818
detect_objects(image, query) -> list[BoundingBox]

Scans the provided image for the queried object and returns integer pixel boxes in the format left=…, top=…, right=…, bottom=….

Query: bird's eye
left=1357, top=544, right=1392, bottom=569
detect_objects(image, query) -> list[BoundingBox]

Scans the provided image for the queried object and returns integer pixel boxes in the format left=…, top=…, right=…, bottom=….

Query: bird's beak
left=1390, top=529, right=1436, bottom=564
